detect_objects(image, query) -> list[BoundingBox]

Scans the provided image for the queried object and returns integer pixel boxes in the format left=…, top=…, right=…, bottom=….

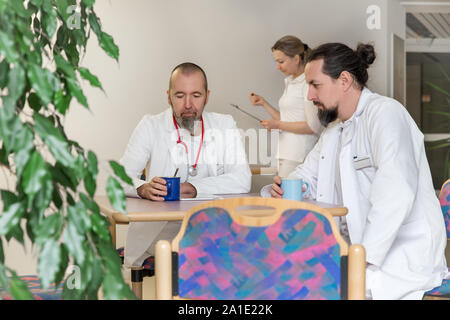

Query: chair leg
left=131, top=267, right=144, bottom=300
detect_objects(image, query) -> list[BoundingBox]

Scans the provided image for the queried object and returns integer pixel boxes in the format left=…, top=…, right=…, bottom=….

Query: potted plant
left=424, top=63, right=450, bottom=183
left=0, top=0, right=134, bottom=299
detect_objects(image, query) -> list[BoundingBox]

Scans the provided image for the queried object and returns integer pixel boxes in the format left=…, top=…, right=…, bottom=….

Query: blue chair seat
left=0, top=275, right=63, bottom=300
left=424, top=269, right=450, bottom=298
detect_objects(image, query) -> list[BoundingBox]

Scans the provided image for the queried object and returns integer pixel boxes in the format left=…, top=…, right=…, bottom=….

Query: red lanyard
left=172, top=114, right=204, bottom=170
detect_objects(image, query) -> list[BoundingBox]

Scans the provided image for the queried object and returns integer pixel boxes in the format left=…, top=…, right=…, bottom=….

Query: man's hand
left=270, top=175, right=283, bottom=198
left=137, top=177, right=198, bottom=201
left=137, top=177, right=167, bottom=201
left=181, top=182, right=197, bottom=198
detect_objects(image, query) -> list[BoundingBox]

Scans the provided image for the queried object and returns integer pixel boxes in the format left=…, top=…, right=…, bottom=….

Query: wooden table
left=95, top=193, right=348, bottom=247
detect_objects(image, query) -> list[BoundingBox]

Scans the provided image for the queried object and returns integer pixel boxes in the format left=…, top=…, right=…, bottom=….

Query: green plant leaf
left=84, top=250, right=103, bottom=299
left=99, top=32, right=119, bottom=61
left=82, top=0, right=94, bottom=9
left=68, top=202, right=91, bottom=234
left=27, top=64, right=57, bottom=105
left=63, top=223, right=86, bottom=265
left=66, top=77, right=88, bottom=108
left=86, top=150, right=98, bottom=177
left=9, top=1, right=33, bottom=18
left=0, top=58, right=10, bottom=88
left=0, top=202, right=24, bottom=236
left=109, top=160, right=133, bottom=185
left=13, top=126, right=34, bottom=177
left=0, top=30, right=19, bottom=62
left=0, top=265, right=9, bottom=292
left=0, top=114, right=23, bottom=153
left=0, top=238, right=4, bottom=264
left=78, top=67, right=103, bottom=90
left=88, top=12, right=101, bottom=38
left=54, top=89, right=72, bottom=115
left=99, top=242, right=135, bottom=300
left=106, top=177, right=126, bottom=214
left=54, top=244, right=69, bottom=287
left=30, top=0, right=43, bottom=7
left=10, top=276, right=33, bottom=300
left=49, top=163, right=78, bottom=191
left=84, top=173, right=96, bottom=197
left=425, top=81, right=450, bottom=98
left=34, top=113, right=75, bottom=167
left=27, top=92, right=42, bottom=112
left=22, top=151, right=50, bottom=203
left=55, top=54, right=76, bottom=78
left=42, top=8, right=58, bottom=38
left=38, top=239, right=61, bottom=289
left=35, top=213, right=63, bottom=245
left=90, top=213, right=110, bottom=242
left=7, top=64, right=26, bottom=103
left=5, top=224, right=24, bottom=246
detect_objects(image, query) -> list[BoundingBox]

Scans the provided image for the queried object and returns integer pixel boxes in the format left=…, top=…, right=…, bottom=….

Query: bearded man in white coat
left=120, top=62, right=251, bottom=268
left=269, top=43, right=449, bottom=300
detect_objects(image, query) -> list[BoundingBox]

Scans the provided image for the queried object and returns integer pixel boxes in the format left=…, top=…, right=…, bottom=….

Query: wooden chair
left=423, top=179, right=450, bottom=299
left=155, top=197, right=366, bottom=300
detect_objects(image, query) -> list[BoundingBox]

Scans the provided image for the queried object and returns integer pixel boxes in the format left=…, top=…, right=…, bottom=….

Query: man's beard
left=315, top=101, right=339, bottom=127
left=174, top=112, right=200, bottom=135
left=169, top=95, right=203, bottom=134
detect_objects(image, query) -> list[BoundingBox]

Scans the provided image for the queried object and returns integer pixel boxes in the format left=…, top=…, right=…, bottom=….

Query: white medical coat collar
left=284, top=72, right=305, bottom=85
left=337, top=87, right=372, bottom=130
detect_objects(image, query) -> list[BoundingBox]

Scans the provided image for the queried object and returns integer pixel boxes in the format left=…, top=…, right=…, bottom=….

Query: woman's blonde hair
left=271, top=35, right=311, bottom=66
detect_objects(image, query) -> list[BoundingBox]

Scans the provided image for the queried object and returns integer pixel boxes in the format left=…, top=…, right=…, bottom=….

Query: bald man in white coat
left=269, top=43, right=449, bottom=299
left=121, top=63, right=251, bottom=268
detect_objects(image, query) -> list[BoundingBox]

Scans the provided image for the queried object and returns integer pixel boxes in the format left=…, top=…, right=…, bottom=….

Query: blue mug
left=281, top=178, right=310, bottom=201
left=162, top=177, right=180, bottom=201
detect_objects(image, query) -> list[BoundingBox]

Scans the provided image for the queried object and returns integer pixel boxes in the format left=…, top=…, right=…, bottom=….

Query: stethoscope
left=172, top=114, right=204, bottom=177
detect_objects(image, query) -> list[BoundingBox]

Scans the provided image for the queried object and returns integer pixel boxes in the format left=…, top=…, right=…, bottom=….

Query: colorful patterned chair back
left=155, top=197, right=366, bottom=300
left=439, top=179, right=450, bottom=239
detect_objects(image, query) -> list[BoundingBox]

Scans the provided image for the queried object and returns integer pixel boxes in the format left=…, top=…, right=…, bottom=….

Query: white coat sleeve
left=189, top=117, right=251, bottom=195
left=119, top=116, right=154, bottom=197
left=361, top=102, right=420, bottom=266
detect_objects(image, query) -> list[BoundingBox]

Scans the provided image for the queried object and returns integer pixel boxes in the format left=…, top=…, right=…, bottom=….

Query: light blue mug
left=281, top=178, right=310, bottom=201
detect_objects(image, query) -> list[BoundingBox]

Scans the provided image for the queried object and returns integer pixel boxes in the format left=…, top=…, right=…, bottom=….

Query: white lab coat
left=120, top=108, right=251, bottom=266
left=288, top=88, right=448, bottom=300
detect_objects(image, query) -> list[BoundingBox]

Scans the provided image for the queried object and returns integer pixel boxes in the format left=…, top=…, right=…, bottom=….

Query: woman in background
left=249, top=35, right=323, bottom=177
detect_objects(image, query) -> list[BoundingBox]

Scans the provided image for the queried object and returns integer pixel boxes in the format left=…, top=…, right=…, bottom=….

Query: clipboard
left=229, top=103, right=262, bottom=122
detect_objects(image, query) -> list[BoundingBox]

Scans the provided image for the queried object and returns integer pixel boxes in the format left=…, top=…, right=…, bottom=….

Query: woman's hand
left=260, top=118, right=280, bottom=130
left=249, top=93, right=266, bottom=107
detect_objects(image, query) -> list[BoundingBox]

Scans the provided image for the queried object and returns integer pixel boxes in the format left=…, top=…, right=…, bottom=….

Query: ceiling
left=407, top=12, right=450, bottom=38
left=403, top=1, right=450, bottom=39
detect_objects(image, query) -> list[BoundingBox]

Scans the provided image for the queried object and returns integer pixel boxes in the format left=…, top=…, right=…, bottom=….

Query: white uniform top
left=277, top=73, right=323, bottom=162
left=287, top=88, right=449, bottom=299
left=120, top=108, right=251, bottom=196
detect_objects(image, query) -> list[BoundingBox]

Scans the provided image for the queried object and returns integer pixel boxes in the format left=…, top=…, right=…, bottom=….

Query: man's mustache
left=313, top=101, right=325, bottom=108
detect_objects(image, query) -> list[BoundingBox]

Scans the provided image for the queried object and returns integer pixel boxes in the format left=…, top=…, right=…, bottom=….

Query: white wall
left=62, top=0, right=404, bottom=196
